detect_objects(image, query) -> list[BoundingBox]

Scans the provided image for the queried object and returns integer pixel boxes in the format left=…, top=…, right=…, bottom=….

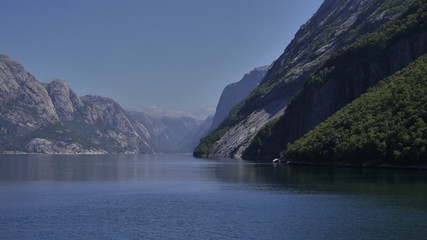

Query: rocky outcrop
left=25, top=138, right=106, bottom=154
left=195, top=0, right=416, bottom=159
left=210, top=66, right=269, bottom=130
left=47, top=79, right=83, bottom=121
left=0, top=54, right=59, bottom=136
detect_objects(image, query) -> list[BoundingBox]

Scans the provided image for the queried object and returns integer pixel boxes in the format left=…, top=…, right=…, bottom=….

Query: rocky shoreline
left=1, top=150, right=107, bottom=155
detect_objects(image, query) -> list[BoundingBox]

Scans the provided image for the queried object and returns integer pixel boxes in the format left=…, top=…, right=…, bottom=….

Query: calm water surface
left=0, top=154, right=426, bottom=240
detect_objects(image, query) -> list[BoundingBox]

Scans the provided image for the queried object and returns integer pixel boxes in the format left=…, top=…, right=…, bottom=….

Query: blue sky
left=1, top=0, right=323, bottom=118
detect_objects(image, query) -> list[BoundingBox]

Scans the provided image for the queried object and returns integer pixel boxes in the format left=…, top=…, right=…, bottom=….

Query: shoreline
left=283, top=160, right=427, bottom=171
left=1, top=151, right=108, bottom=155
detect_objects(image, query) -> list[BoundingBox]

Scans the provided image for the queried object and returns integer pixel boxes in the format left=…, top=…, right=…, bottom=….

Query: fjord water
left=0, top=154, right=426, bottom=240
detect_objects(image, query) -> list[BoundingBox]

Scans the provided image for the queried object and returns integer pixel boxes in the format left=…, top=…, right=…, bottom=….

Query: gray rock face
left=257, top=30, right=427, bottom=161
left=0, top=54, right=154, bottom=154
left=0, top=54, right=59, bottom=136
left=47, top=79, right=83, bottom=121
left=198, top=0, right=415, bottom=159
left=25, top=138, right=106, bottom=154
left=210, top=66, right=269, bottom=130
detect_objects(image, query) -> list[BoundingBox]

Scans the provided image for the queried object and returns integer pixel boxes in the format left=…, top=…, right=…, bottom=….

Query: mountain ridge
left=0, top=54, right=207, bottom=154
left=243, top=0, right=427, bottom=161
left=194, top=0, right=416, bottom=159
left=210, top=65, right=269, bottom=131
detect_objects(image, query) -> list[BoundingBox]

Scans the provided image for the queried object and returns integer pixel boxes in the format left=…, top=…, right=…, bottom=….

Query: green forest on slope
left=283, top=54, right=427, bottom=166
left=243, top=0, right=427, bottom=161
left=194, top=0, right=418, bottom=158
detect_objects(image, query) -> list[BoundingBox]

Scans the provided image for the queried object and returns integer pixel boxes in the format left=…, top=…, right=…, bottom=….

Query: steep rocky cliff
left=244, top=0, right=427, bottom=161
left=210, top=66, right=269, bottom=130
left=194, top=0, right=416, bottom=159
left=0, top=54, right=60, bottom=135
left=0, top=54, right=154, bottom=154
left=284, top=53, right=427, bottom=166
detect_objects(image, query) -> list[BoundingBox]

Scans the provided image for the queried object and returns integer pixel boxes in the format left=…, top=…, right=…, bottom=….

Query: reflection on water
left=0, top=154, right=426, bottom=240
left=1, top=154, right=426, bottom=197
left=210, top=162, right=427, bottom=196
left=0, top=154, right=203, bottom=182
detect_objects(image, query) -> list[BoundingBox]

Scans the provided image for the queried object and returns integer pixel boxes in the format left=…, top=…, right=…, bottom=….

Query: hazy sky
left=1, top=0, right=323, bottom=118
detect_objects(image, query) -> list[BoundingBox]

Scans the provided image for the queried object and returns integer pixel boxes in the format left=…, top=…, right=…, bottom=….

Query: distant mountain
left=128, top=111, right=211, bottom=153
left=0, top=54, right=205, bottom=154
left=0, top=54, right=154, bottom=153
left=195, top=0, right=420, bottom=159
left=210, top=66, right=269, bottom=131
left=186, top=114, right=213, bottom=151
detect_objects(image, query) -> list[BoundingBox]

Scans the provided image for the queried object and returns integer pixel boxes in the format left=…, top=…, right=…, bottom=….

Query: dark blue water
left=0, top=154, right=426, bottom=240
